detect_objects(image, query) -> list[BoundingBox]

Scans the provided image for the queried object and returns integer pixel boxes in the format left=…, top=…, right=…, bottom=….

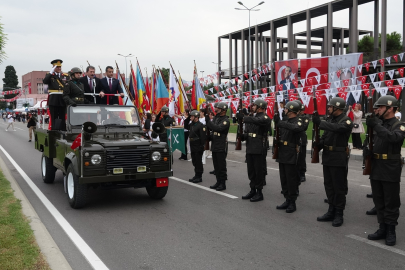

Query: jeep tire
left=146, top=185, right=168, bottom=200
left=66, top=164, right=88, bottom=209
left=41, top=154, right=57, bottom=184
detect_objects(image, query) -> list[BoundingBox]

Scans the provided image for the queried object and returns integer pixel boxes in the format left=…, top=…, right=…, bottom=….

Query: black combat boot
left=332, top=209, right=344, bottom=227
left=317, top=205, right=335, bottom=222
left=189, top=176, right=197, bottom=182
left=250, top=189, right=263, bottom=202
left=242, top=189, right=256, bottom=200
left=192, top=175, right=202, bottom=183
left=209, top=170, right=216, bottom=175
left=368, top=223, right=387, bottom=240
left=216, top=180, right=226, bottom=191
left=366, top=207, right=377, bottom=215
left=209, top=181, right=220, bottom=189
left=276, top=200, right=290, bottom=210
left=385, top=225, right=396, bottom=246
left=286, top=201, right=296, bottom=213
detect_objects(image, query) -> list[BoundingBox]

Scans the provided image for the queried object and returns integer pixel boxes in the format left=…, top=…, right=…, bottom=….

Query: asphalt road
left=1, top=120, right=405, bottom=270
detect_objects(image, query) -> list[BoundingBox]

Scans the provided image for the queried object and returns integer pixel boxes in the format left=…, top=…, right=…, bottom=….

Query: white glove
left=50, top=65, right=56, bottom=74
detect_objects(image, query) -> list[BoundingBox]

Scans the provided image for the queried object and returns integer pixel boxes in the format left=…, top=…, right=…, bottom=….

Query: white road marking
left=170, top=176, right=238, bottom=199
left=0, top=146, right=109, bottom=270
left=347, top=234, right=405, bottom=256
left=360, top=185, right=371, bottom=188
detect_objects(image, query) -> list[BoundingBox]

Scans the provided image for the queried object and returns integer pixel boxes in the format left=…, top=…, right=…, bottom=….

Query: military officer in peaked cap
left=237, top=99, right=271, bottom=202
left=365, top=95, right=405, bottom=246
left=43, top=59, right=69, bottom=130
left=205, top=102, right=230, bottom=191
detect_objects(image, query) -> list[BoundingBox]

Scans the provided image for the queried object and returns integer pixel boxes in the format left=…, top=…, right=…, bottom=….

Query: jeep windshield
left=69, top=105, right=140, bottom=126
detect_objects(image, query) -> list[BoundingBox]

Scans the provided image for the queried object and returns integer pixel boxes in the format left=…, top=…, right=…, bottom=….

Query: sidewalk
left=226, top=133, right=405, bottom=161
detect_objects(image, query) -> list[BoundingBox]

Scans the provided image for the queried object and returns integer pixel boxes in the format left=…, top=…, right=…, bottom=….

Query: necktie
left=89, top=78, right=93, bottom=90
left=109, top=78, right=112, bottom=90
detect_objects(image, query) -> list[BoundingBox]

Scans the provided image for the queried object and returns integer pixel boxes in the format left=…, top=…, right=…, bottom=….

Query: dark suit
left=280, top=78, right=296, bottom=102
left=79, top=76, right=106, bottom=104
left=100, top=77, right=123, bottom=105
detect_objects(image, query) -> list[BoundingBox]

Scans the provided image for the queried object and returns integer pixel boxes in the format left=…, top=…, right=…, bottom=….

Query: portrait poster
left=300, top=57, right=329, bottom=115
left=274, top=59, right=298, bottom=102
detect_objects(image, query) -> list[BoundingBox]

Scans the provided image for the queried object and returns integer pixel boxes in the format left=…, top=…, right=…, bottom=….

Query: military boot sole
left=276, top=203, right=289, bottom=210
left=216, top=185, right=226, bottom=191
left=368, top=233, right=386, bottom=241
left=192, top=178, right=202, bottom=183
left=209, top=183, right=220, bottom=189
left=242, top=192, right=256, bottom=200
left=385, top=239, right=396, bottom=246
left=317, top=215, right=335, bottom=222
left=366, top=209, right=377, bottom=215
left=250, top=195, right=263, bottom=202
left=332, top=220, right=344, bottom=227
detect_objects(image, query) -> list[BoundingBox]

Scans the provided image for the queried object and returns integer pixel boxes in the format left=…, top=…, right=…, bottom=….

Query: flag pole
left=115, top=61, right=134, bottom=102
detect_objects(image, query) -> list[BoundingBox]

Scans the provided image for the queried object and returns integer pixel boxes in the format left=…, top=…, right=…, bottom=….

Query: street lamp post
left=212, top=61, right=222, bottom=85
left=235, top=1, right=264, bottom=104
left=117, top=53, right=133, bottom=82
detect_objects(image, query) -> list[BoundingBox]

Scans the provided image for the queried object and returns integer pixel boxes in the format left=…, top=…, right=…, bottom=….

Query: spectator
left=143, top=113, right=152, bottom=139
left=5, top=112, right=15, bottom=131
left=347, top=103, right=364, bottom=149
left=27, top=114, right=37, bottom=142
left=2, top=113, right=6, bottom=122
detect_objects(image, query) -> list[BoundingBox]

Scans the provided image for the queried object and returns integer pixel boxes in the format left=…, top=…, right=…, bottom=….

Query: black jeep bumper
left=79, top=171, right=173, bottom=184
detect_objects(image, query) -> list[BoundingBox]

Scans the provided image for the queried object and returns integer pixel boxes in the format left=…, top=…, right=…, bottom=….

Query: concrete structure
left=21, top=71, right=48, bottom=103
left=218, top=0, right=404, bottom=87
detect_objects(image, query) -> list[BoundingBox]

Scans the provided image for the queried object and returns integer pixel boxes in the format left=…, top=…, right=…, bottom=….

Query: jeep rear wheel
left=146, top=186, right=168, bottom=200
left=41, top=155, right=56, bottom=183
left=67, top=164, right=88, bottom=209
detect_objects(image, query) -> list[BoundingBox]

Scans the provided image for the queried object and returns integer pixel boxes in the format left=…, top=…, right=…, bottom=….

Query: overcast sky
left=0, top=0, right=404, bottom=88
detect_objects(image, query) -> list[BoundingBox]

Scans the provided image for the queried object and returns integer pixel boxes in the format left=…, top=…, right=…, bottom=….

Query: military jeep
left=34, top=104, right=172, bottom=209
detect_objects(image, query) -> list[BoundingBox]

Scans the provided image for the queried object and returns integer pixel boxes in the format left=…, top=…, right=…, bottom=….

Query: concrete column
left=241, top=30, right=245, bottom=79
left=340, top=28, right=344, bottom=54
left=381, top=0, right=387, bottom=71
left=349, top=7, right=352, bottom=53
left=218, top=37, right=221, bottom=84
left=403, top=0, right=405, bottom=52
left=323, top=27, right=328, bottom=56
left=327, top=2, right=333, bottom=56
left=255, top=25, right=259, bottom=68
left=259, top=32, right=263, bottom=67
left=306, top=9, right=311, bottom=58
left=270, top=21, right=276, bottom=86
left=374, top=0, right=380, bottom=60
left=352, top=0, right=359, bottom=53
left=287, top=15, right=293, bottom=59
left=234, top=38, right=238, bottom=76
left=334, top=40, right=339, bottom=55
left=229, top=34, right=232, bottom=80
left=251, top=40, right=254, bottom=71
left=279, top=39, right=283, bottom=60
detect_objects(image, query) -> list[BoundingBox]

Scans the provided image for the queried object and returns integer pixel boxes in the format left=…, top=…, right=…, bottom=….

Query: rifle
left=272, top=99, right=280, bottom=159
left=363, top=88, right=374, bottom=175
left=204, top=103, right=210, bottom=150
left=311, top=86, right=320, bottom=163
left=235, top=91, right=243, bottom=150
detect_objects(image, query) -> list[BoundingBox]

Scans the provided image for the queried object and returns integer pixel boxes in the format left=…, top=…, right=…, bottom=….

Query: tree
left=358, top=35, right=374, bottom=53
left=1, top=66, right=19, bottom=109
left=385, top=31, right=402, bottom=52
left=160, top=67, right=169, bottom=85
left=357, top=32, right=403, bottom=53
left=0, top=16, right=6, bottom=64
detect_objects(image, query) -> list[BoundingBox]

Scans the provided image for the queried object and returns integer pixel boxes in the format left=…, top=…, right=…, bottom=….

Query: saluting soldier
left=188, top=110, right=206, bottom=183
left=295, top=100, right=309, bottom=182
left=156, top=106, right=176, bottom=143
left=63, top=67, right=88, bottom=107
left=43, top=59, right=69, bottom=130
left=273, top=101, right=304, bottom=212
left=205, top=102, right=230, bottom=191
left=365, top=96, right=405, bottom=246
left=237, top=99, right=271, bottom=202
left=313, top=97, right=353, bottom=227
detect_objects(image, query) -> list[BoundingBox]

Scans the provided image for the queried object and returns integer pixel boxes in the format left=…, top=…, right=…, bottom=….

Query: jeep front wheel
left=66, top=164, right=88, bottom=209
left=146, top=186, right=168, bottom=200
left=41, top=155, right=56, bottom=184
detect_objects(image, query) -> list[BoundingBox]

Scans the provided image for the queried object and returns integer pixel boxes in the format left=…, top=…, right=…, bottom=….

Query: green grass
left=0, top=170, right=51, bottom=270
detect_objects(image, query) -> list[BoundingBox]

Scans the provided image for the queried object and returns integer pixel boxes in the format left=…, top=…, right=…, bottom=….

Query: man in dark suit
left=279, top=66, right=296, bottom=102
left=100, top=66, right=125, bottom=105
left=79, top=65, right=106, bottom=104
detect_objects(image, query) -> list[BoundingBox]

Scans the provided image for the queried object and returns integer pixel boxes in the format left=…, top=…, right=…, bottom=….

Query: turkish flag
left=261, top=88, right=267, bottom=93
left=265, top=97, right=275, bottom=118
left=342, top=79, right=350, bottom=86
left=337, top=87, right=348, bottom=100
left=398, top=67, right=404, bottom=77
left=378, top=72, right=385, bottom=81
left=379, top=58, right=385, bottom=67
left=71, top=134, right=82, bottom=150
left=292, top=80, right=298, bottom=88
left=301, top=57, right=328, bottom=115
left=365, top=62, right=370, bottom=72
left=393, top=55, right=399, bottom=62
left=358, top=76, right=367, bottom=84
left=350, top=66, right=356, bottom=75
left=336, top=70, right=341, bottom=78
left=392, top=86, right=403, bottom=99
left=385, top=80, right=394, bottom=87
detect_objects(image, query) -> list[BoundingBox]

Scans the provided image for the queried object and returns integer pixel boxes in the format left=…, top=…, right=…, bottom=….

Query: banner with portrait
left=300, top=57, right=329, bottom=115
left=274, top=59, right=298, bottom=102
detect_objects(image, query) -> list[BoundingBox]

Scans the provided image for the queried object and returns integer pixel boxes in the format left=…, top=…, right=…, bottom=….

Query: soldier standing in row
left=273, top=101, right=304, bottom=212
left=156, top=106, right=176, bottom=143
left=63, top=67, right=88, bottom=107
left=188, top=110, right=206, bottom=183
left=206, top=102, right=230, bottom=191
left=365, top=96, right=405, bottom=246
left=295, top=100, right=310, bottom=183
left=313, top=97, right=353, bottom=227
left=238, top=99, right=271, bottom=202
left=43, top=59, right=68, bottom=130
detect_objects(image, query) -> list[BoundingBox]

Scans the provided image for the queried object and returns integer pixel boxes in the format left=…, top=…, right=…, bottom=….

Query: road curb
left=0, top=155, right=72, bottom=270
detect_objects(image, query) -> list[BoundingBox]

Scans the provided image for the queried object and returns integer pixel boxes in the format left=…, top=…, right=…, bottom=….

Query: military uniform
left=297, top=113, right=309, bottom=181
left=156, top=107, right=176, bottom=143
left=315, top=97, right=352, bottom=227
left=63, top=69, right=88, bottom=106
left=243, top=111, right=271, bottom=192
left=205, top=105, right=230, bottom=190
left=366, top=95, right=405, bottom=246
left=189, top=114, right=207, bottom=183
left=43, top=59, right=68, bottom=130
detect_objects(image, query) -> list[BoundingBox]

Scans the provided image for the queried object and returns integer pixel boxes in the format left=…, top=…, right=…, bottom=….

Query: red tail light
left=156, top=178, right=169, bottom=187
